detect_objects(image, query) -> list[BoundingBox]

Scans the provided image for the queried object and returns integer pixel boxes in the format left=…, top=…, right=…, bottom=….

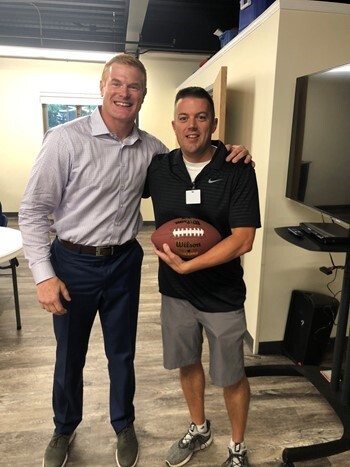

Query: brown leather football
left=151, top=217, right=221, bottom=259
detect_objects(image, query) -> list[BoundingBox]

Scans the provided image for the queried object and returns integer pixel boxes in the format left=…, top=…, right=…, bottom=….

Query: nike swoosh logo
left=208, top=178, right=223, bottom=184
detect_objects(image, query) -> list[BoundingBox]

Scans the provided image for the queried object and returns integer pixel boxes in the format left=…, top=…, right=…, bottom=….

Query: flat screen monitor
left=286, top=63, right=350, bottom=226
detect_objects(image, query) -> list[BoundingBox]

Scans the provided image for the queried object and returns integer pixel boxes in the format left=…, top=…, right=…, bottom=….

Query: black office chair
left=0, top=202, right=8, bottom=227
left=0, top=202, right=22, bottom=330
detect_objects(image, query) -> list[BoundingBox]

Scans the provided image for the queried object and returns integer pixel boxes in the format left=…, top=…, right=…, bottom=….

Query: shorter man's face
left=172, top=97, right=217, bottom=161
left=100, top=63, right=146, bottom=128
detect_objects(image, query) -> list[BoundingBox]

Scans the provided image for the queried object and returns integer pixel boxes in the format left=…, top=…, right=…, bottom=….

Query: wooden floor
left=1, top=219, right=349, bottom=466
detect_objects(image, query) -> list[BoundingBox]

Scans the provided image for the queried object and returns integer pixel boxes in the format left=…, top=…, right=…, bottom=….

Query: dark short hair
left=101, top=53, right=147, bottom=90
left=174, top=86, right=215, bottom=119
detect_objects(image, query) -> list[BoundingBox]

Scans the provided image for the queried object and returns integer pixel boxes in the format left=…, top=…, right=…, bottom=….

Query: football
left=151, top=217, right=221, bottom=259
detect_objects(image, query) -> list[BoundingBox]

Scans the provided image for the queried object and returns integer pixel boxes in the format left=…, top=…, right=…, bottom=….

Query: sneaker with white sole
left=165, top=420, right=212, bottom=467
left=221, top=443, right=249, bottom=467
left=116, top=423, right=139, bottom=467
left=42, top=431, right=76, bottom=467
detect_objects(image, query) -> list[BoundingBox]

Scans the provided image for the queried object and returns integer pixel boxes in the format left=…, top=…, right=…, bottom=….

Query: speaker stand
left=248, top=227, right=350, bottom=465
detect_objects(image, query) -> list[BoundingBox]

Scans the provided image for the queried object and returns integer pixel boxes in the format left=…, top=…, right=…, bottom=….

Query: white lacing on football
left=172, top=228, right=205, bottom=237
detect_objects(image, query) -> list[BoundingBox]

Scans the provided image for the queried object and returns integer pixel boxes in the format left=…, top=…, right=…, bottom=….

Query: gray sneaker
left=116, top=423, right=139, bottom=467
left=166, top=420, right=212, bottom=467
left=221, top=445, right=249, bottom=467
left=42, top=431, right=76, bottom=467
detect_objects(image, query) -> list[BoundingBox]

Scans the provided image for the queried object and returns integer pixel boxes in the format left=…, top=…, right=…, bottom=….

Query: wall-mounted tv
left=286, top=63, right=350, bottom=226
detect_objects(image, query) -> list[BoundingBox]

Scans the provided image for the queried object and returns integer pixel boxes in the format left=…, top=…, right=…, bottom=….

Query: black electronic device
left=286, top=63, right=350, bottom=226
left=288, top=226, right=304, bottom=238
left=283, top=290, right=339, bottom=365
left=299, top=222, right=350, bottom=244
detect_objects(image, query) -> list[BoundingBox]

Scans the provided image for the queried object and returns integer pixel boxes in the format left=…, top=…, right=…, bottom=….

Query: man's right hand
left=36, top=276, right=71, bottom=315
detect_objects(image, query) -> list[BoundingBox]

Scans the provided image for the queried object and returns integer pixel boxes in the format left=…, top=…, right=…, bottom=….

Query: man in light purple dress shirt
left=19, top=54, right=251, bottom=467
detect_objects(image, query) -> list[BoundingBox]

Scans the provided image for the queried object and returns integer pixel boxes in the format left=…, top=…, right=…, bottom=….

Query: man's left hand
left=225, top=144, right=255, bottom=167
left=152, top=243, right=189, bottom=274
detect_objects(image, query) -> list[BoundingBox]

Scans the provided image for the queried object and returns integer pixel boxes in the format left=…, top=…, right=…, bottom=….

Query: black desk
left=245, top=227, right=350, bottom=466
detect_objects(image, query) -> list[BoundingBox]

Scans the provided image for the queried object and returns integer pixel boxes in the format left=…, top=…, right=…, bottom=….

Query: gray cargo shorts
left=161, top=294, right=247, bottom=387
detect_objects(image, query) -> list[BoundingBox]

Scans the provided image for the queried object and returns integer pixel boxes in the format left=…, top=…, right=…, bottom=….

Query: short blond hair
left=101, top=53, right=147, bottom=89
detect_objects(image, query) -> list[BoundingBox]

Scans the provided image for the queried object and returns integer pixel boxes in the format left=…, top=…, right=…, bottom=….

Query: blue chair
left=0, top=202, right=21, bottom=330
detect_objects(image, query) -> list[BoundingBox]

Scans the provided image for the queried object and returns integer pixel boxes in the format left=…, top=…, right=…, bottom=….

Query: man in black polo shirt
left=144, top=86, right=260, bottom=467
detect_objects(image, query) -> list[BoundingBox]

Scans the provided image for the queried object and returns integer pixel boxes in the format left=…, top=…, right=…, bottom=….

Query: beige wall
left=2, top=0, right=350, bottom=351
left=0, top=52, right=204, bottom=218
left=140, top=53, right=206, bottom=220
left=178, top=9, right=279, bottom=351
left=0, top=59, right=103, bottom=212
left=177, top=0, right=350, bottom=350
left=263, top=3, right=350, bottom=346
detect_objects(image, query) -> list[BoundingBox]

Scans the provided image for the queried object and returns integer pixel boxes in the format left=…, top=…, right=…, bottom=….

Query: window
left=40, top=93, right=101, bottom=133
left=42, top=104, right=97, bottom=131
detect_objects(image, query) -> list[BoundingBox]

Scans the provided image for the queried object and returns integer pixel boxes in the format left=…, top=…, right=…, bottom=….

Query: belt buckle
left=95, top=246, right=108, bottom=256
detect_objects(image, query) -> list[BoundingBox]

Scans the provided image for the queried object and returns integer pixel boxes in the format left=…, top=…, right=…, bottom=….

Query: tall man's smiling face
left=100, top=63, right=147, bottom=133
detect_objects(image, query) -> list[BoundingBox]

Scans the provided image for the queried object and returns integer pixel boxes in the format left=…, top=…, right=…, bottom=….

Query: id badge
left=186, top=189, right=201, bottom=204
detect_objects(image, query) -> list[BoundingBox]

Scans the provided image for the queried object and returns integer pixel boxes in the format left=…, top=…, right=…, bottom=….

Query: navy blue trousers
left=50, top=238, right=143, bottom=435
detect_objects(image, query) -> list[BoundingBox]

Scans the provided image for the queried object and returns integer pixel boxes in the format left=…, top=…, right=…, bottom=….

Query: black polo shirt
left=143, top=141, right=261, bottom=312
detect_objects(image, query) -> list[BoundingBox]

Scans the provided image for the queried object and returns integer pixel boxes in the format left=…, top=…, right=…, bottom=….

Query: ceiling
left=0, top=0, right=239, bottom=56
left=1, top=0, right=350, bottom=58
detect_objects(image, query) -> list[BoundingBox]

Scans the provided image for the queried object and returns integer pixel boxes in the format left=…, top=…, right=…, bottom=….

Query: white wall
left=0, top=52, right=205, bottom=219
left=177, top=0, right=350, bottom=351
left=140, top=52, right=207, bottom=220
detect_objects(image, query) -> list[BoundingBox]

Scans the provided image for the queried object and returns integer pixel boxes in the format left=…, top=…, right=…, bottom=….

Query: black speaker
left=283, top=290, right=339, bottom=365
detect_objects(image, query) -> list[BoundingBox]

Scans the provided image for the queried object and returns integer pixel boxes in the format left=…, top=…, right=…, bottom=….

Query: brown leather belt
left=59, top=238, right=135, bottom=256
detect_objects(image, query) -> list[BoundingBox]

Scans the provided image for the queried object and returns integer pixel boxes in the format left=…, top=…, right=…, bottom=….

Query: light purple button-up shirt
left=19, top=107, right=168, bottom=284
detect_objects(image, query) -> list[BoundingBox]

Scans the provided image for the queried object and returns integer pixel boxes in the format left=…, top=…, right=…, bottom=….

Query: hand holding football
left=151, top=218, right=221, bottom=259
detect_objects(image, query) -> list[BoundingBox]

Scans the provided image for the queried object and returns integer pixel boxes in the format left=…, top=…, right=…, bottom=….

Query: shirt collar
left=91, top=106, right=110, bottom=136
left=90, top=106, right=142, bottom=145
left=172, top=140, right=228, bottom=169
